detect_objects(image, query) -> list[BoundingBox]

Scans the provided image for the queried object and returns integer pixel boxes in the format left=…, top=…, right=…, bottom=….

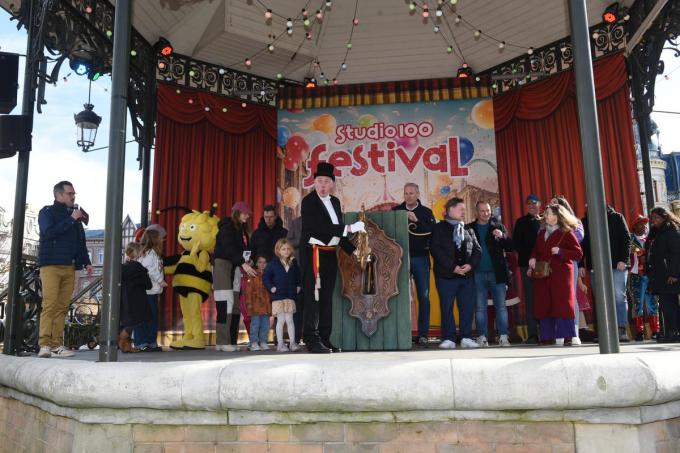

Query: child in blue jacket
left=264, top=239, right=301, bottom=352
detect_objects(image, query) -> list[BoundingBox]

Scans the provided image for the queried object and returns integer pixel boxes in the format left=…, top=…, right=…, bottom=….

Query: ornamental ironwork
left=156, top=54, right=278, bottom=107
left=8, top=0, right=155, bottom=151
left=627, top=0, right=680, bottom=118
left=482, top=21, right=628, bottom=94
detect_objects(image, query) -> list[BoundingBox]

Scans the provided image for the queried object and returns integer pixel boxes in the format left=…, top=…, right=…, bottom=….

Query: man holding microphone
left=37, top=181, right=92, bottom=358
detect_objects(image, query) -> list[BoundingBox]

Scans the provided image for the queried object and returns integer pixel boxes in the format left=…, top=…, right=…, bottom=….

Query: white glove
left=350, top=221, right=366, bottom=233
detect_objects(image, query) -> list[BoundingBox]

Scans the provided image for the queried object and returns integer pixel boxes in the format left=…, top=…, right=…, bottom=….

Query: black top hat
left=314, top=162, right=336, bottom=181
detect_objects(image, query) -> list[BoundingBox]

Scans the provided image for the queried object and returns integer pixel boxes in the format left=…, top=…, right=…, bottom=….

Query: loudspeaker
left=0, top=52, right=20, bottom=114
left=0, top=115, right=31, bottom=158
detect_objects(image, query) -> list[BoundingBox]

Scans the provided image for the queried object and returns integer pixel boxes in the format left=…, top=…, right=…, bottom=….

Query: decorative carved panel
left=337, top=217, right=403, bottom=337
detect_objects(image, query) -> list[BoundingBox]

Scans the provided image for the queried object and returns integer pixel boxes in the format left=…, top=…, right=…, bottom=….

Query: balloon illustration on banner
left=471, top=99, right=494, bottom=129
left=357, top=114, right=377, bottom=128
left=312, top=113, right=336, bottom=134
left=284, top=155, right=298, bottom=171
left=396, top=135, right=418, bottom=152
left=277, top=126, right=290, bottom=148
left=459, top=137, right=474, bottom=165
left=283, top=134, right=310, bottom=171
left=432, top=196, right=448, bottom=221
left=282, top=187, right=301, bottom=208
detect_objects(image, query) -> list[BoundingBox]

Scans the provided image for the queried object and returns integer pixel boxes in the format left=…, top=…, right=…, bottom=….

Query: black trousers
left=659, top=293, right=680, bottom=335
left=302, top=248, right=337, bottom=345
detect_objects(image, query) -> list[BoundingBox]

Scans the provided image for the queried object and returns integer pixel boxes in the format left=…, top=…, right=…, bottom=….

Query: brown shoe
left=118, top=330, right=136, bottom=353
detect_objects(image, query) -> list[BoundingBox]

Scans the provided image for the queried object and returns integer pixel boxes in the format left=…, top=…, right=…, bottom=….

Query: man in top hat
left=627, top=214, right=660, bottom=340
left=300, top=162, right=366, bottom=353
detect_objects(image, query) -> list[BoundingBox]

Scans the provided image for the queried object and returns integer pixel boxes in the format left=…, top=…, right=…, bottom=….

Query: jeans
left=435, top=277, right=475, bottom=341
left=629, top=274, right=658, bottom=317
left=411, top=255, right=431, bottom=338
left=613, top=269, right=629, bottom=327
left=473, top=271, right=508, bottom=336
left=133, top=294, right=159, bottom=348
left=249, top=315, right=270, bottom=344
left=520, top=267, right=538, bottom=337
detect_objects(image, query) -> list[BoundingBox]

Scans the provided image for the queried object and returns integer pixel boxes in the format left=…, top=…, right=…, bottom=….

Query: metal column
left=99, top=0, right=132, bottom=362
left=3, top=0, right=40, bottom=356
left=568, top=0, right=619, bottom=353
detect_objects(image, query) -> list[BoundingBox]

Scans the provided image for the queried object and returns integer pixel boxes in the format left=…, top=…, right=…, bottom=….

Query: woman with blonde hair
left=528, top=204, right=583, bottom=345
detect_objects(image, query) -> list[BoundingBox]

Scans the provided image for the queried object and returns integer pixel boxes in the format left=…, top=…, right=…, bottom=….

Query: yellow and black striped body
left=164, top=252, right=212, bottom=302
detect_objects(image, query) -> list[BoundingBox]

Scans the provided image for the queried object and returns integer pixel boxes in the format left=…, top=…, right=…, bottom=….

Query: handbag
left=531, top=231, right=566, bottom=279
left=532, top=260, right=552, bottom=279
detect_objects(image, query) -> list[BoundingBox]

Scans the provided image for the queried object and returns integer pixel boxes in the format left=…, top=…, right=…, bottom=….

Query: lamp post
left=74, top=81, right=101, bottom=152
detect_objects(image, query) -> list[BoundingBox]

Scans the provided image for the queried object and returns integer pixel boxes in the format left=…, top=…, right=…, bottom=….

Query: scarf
left=445, top=218, right=464, bottom=249
left=544, top=223, right=559, bottom=241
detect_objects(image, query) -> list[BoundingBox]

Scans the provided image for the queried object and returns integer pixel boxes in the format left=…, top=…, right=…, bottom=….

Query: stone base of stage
left=0, top=350, right=679, bottom=453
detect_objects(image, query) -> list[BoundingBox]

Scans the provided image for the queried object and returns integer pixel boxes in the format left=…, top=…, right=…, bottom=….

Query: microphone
left=73, top=204, right=90, bottom=225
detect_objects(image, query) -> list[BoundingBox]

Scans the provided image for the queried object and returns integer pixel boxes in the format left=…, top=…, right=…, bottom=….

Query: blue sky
left=0, top=14, right=144, bottom=229
left=1, top=11, right=679, bottom=229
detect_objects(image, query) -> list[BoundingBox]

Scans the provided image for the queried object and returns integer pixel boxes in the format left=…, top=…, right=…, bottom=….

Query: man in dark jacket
left=466, top=201, right=513, bottom=347
left=37, top=181, right=92, bottom=358
left=250, top=205, right=288, bottom=261
left=430, top=197, right=481, bottom=349
left=512, top=194, right=542, bottom=344
left=392, top=183, right=436, bottom=346
left=580, top=205, right=632, bottom=341
left=300, top=162, right=364, bottom=353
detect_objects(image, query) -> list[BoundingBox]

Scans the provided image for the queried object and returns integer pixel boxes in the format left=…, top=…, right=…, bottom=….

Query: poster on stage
left=276, top=98, right=498, bottom=225
left=276, top=97, right=500, bottom=336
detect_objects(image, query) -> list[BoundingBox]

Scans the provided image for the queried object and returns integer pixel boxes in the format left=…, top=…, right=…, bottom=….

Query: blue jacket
left=263, top=259, right=300, bottom=301
left=37, top=201, right=91, bottom=269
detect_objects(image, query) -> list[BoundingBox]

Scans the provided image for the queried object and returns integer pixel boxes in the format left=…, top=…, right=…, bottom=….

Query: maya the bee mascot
left=161, top=204, right=219, bottom=349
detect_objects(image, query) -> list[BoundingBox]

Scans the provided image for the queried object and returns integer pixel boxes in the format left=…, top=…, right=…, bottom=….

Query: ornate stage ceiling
left=0, top=0, right=635, bottom=85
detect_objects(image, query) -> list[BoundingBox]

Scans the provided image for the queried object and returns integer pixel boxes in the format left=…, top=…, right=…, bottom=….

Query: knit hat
left=232, top=201, right=253, bottom=215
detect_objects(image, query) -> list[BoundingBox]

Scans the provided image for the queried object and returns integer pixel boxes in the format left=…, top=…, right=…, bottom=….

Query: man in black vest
left=300, top=163, right=365, bottom=353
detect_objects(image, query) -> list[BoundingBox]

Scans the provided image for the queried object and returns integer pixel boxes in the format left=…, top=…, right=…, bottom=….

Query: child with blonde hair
left=264, top=239, right=301, bottom=352
left=136, top=227, right=167, bottom=352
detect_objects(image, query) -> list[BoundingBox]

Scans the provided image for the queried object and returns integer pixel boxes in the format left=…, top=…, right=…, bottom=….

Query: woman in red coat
left=528, top=204, right=583, bottom=345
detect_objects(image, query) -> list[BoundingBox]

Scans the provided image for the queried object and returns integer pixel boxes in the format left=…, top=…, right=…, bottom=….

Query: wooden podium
left=330, top=210, right=412, bottom=351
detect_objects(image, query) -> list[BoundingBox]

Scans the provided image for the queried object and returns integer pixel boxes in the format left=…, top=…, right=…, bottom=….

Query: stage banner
left=276, top=98, right=500, bottom=336
left=276, top=98, right=498, bottom=224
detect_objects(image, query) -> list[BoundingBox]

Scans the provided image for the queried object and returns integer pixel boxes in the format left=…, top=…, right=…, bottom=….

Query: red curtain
left=152, top=83, right=277, bottom=334
left=494, top=52, right=642, bottom=228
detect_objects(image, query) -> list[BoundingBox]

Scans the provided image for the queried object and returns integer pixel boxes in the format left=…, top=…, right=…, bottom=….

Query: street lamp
left=74, top=80, right=101, bottom=152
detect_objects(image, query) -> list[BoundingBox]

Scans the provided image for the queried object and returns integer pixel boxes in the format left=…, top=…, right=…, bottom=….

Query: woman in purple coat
left=529, top=204, right=583, bottom=346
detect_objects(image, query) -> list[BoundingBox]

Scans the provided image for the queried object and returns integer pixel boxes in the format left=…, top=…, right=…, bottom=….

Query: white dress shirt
left=308, top=194, right=346, bottom=246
